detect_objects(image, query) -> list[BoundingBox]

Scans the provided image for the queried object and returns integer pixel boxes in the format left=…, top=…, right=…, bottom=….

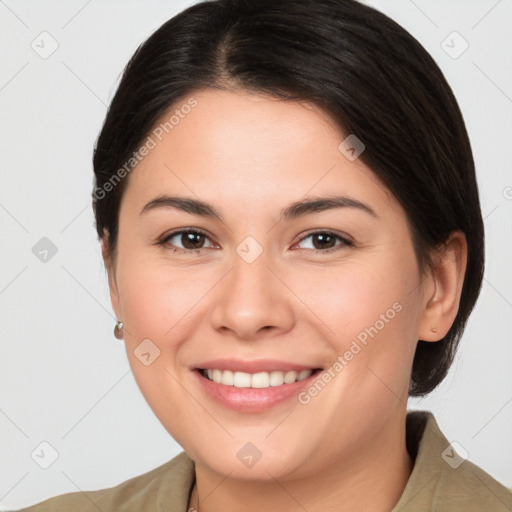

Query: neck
left=188, top=410, right=414, bottom=512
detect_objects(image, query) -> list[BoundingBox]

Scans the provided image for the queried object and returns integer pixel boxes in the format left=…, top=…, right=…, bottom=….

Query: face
left=105, top=88, right=433, bottom=481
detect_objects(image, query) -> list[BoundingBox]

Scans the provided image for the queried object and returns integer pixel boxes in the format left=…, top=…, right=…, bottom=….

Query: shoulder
left=10, top=451, right=195, bottom=512
left=397, top=410, right=512, bottom=511
left=434, top=454, right=512, bottom=510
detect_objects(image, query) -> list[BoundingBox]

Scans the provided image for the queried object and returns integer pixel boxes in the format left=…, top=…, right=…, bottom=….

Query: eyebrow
left=139, top=194, right=378, bottom=221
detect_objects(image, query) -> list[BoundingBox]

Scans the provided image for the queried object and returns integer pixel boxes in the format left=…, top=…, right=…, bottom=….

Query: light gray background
left=1, top=0, right=511, bottom=509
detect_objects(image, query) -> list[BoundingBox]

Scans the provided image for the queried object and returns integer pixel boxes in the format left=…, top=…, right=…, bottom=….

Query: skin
left=102, top=88, right=467, bottom=512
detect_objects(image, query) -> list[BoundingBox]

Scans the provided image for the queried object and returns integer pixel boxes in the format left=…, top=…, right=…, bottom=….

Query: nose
left=209, top=249, right=295, bottom=341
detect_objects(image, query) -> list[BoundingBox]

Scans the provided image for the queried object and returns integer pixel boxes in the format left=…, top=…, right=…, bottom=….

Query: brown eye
left=159, top=229, right=215, bottom=252
left=311, top=233, right=336, bottom=250
left=295, top=231, right=353, bottom=253
left=180, top=231, right=206, bottom=250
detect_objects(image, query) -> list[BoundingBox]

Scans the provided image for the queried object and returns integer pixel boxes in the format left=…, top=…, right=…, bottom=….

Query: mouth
left=197, top=367, right=323, bottom=388
left=191, top=364, right=324, bottom=413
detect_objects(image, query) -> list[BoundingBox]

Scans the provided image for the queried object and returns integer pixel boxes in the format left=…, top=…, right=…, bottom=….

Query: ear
left=417, top=231, right=468, bottom=342
left=101, top=231, right=121, bottom=322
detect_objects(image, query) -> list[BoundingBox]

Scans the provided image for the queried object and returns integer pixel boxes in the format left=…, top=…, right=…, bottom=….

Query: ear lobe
left=417, top=231, right=468, bottom=342
left=100, top=232, right=121, bottom=321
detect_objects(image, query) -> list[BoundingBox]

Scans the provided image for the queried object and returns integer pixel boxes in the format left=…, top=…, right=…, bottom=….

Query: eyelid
left=293, top=228, right=354, bottom=247
left=157, top=227, right=216, bottom=249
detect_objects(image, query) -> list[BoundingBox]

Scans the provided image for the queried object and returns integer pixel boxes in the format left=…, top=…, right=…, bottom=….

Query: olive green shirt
left=11, top=410, right=512, bottom=511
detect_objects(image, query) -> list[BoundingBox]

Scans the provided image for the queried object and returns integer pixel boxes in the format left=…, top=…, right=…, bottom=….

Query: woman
left=13, top=0, right=511, bottom=510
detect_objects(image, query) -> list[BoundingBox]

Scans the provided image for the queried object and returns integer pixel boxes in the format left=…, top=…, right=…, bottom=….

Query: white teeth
left=221, top=370, right=234, bottom=386
left=233, top=371, right=251, bottom=387
left=269, top=371, right=284, bottom=386
left=203, top=368, right=314, bottom=388
left=283, top=371, right=297, bottom=384
left=297, top=369, right=312, bottom=381
left=213, top=369, right=222, bottom=383
left=251, top=372, right=270, bottom=388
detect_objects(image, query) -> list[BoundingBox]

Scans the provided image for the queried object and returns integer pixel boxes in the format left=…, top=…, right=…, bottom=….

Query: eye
left=157, top=228, right=353, bottom=255
left=158, top=228, right=216, bottom=253
left=293, top=230, right=353, bottom=254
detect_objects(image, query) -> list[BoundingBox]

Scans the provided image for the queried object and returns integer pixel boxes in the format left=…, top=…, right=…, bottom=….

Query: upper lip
left=193, top=358, right=323, bottom=373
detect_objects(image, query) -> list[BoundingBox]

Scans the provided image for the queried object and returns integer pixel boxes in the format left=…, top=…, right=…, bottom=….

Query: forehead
left=121, top=88, right=397, bottom=219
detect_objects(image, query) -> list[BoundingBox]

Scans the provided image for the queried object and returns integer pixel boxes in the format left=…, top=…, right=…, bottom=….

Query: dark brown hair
left=92, top=0, right=485, bottom=396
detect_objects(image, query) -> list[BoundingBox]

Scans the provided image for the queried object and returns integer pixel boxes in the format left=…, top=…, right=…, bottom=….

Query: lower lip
left=192, top=369, right=321, bottom=413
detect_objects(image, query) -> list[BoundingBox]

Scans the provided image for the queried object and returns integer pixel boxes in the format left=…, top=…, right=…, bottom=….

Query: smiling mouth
left=198, top=368, right=323, bottom=389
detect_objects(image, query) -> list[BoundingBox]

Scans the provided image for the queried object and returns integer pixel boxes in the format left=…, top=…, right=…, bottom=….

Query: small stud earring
left=431, top=327, right=438, bottom=333
left=114, top=320, right=124, bottom=339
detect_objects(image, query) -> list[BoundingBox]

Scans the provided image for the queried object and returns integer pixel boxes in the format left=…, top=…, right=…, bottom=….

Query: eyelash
left=157, top=228, right=354, bottom=255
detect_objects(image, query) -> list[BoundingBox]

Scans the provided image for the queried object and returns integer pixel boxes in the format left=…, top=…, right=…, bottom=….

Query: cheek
left=115, top=247, right=193, bottom=341
left=120, top=274, right=172, bottom=340
left=294, top=265, right=418, bottom=442
left=296, top=257, right=419, bottom=392
left=293, top=258, right=409, bottom=341
left=114, top=259, right=196, bottom=440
